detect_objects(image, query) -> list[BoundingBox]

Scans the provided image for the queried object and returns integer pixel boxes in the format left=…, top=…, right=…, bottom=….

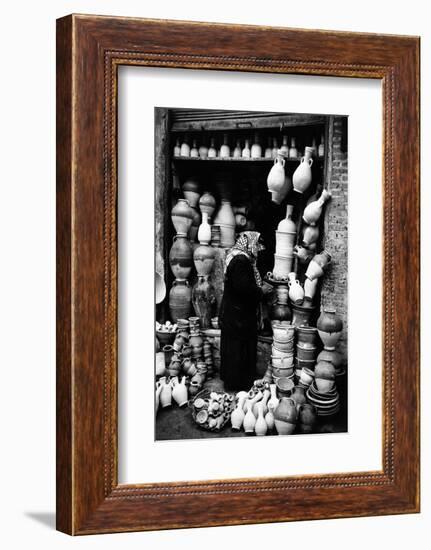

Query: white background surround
left=0, top=1, right=428, bottom=549
left=118, top=66, right=382, bottom=484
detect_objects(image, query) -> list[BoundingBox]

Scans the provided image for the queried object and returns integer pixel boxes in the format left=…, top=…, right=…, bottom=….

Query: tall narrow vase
left=214, top=199, right=235, bottom=248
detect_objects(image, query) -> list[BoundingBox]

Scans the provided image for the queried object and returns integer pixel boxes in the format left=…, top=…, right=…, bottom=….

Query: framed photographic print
left=56, top=14, right=420, bottom=534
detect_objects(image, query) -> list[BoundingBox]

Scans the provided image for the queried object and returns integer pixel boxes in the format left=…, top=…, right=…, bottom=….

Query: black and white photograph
left=154, top=107, right=348, bottom=440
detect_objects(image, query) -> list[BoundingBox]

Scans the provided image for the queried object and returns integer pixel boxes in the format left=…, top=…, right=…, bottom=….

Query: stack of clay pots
left=270, top=323, right=295, bottom=384
left=295, top=326, right=319, bottom=383
left=306, top=307, right=343, bottom=416
left=272, top=205, right=296, bottom=280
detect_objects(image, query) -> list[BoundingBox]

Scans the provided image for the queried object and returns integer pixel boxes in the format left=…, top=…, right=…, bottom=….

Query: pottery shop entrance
left=154, top=108, right=348, bottom=440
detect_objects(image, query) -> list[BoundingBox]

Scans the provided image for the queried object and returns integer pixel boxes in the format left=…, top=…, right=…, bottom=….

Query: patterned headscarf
left=225, top=231, right=265, bottom=286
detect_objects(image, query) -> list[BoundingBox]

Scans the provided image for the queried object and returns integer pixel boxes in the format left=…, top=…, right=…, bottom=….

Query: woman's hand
left=261, top=281, right=274, bottom=296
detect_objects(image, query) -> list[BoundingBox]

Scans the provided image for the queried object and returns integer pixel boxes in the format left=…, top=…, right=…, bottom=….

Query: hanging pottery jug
left=274, top=397, right=297, bottom=435
left=214, top=199, right=235, bottom=248
left=219, top=133, right=230, bottom=158
left=169, top=279, right=192, bottom=323
left=169, top=234, right=193, bottom=279
left=199, top=191, right=216, bottom=219
left=254, top=402, right=268, bottom=436
left=317, top=307, right=343, bottom=350
left=292, top=146, right=314, bottom=194
left=159, top=377, right=172, bottom=408
left=314, top=360, right=336, bottom=392
left=243, top=400, right=256, bottom=434
left=193, top=244, right=216, bottom=276
left=192, top=276, right=217, bottom=330
left=208, top=138, right=217, bottom=158
left=293, top=245, right=314, bottom=264
left=251, top=132, right=262, bottom=159
left=172, top=376, right=188, bottom=407
left=171, top=198, right=194, bottom=235
left=182, top=177, right=200, bottom=208
left=303, top=189, right=331, bottom=225
left=306, top=250, right=332, bottom=281
left=302, top=224, right=320, bottom=246
left=267, top=156, right=286, bottom=193
left=304, top=277, right=318, bottom=301
left=287, top=272, right=304, bottom=305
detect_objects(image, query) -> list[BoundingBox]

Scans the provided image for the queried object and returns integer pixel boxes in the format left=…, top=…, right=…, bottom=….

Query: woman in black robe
left=219, top=231, right=272, bottom=391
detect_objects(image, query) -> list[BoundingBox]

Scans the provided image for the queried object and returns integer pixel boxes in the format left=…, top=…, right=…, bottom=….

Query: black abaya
left=219, top=255, right=263, bottom=391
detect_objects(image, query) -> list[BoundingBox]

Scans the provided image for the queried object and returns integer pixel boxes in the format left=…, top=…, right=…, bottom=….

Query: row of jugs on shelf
left=174, top=133, right=325, bottom=160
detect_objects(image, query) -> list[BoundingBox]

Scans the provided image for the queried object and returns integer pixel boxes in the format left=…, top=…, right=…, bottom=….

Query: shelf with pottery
left=173, top=156, right=324, bottom=162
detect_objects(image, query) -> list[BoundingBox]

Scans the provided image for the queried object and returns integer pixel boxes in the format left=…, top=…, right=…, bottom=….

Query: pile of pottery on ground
left=156, top=143, right=346, bottom=435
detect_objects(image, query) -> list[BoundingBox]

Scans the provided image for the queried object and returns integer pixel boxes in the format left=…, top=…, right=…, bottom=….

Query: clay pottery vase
left=233, top=139, right=242, bottom=158
left=271, top=343, right=294, bottom=357
left=270, top=301, right=292, bottom=323
left=168, top=234, right=193, bottom=280
left=274, top=397, right=297, bottom=435
left=214, top=199, right=235, bottom=248
left=189, top=207, right=201, bottom=242
left=188, top=380, right=201, bottom=397
left=303, top=189, right=331, bottom=225
left=193, top=244, right=215, bottom=276
left=155, top=381, right=163, bottom=413
left=267, top=156, right=286, bottom=193
left=292, top=146, right=313, bottom=194
left=276, top=377, right=295, bottom=398
left=243, top=400, right=256, bottom=434
left=254, top=402, right=268, bottom=436
left=299, top=367, right=315, bottom=386
left=304, top=277, right=318, bottom=301
left=181, top=343, right=192, bottom=358
left=251, top=132, right=262, bottom=159
left=276, top=286, right=289, bottom=305
left=174, top=138, right=181, bottom=157
left=155, top=271, right=166, bottom=305
left=199, top=191, right=217, bottom=219
left=287, top=272, right=304, bottom=305
left=172, top=332, right=189, bottom=352
left=270, top=174, right=291, bottom=204
left=190, top=140, right=199, bottom=158
left=171, top=198, right=194, bottom=235
left=182, top=177, right=200, bottom=208
left=197, top=212, right=211, bottom=245
left=302, top=225, right=320, bottom=246
left=298, top=403, right=317, bottom=433
left=169, top=279, right=192, bottom=323
left=265, top=404, right=275, bottom=431
left=242, top=139, right=251, bottom=158
left=230, top=394, right=247, bottom=430
left=172, top=375, right=188, bottom=407
left=293, top=245, right=314, bottom=264
left=314, top=360, right=336, bottom=392
left=317, top=308, right=343, bottom=350
left=272, top=254, right=293, bottom=280
left=272, top=322, right=295, bottom=343
left=278, top=204, right=296, bottom=233
left=291, top=303, right=316, bottom=327
left=316, top=349, right=344, bottom=369
left=219, top=133, right=230, bottom=158
left=182, top=358, right=197, bottom=377
left=155, top=351, right=166, bottom=377
left=297, top=326, right=319, bottom=346
left=264, top=137, right=273, bottom=159
left=275, top=231, right=294, bottom=256
left=296, top=344, right=317, bottom=361
left=208, top=138, right=217, bottom=158
left=280, top=136, right=289, bottom=156
left=199, top=143, right=208, bottom=159
left=192, top=276, right=216, bottom=330
left=159, top=377, right=172, bottom=408
left=180, top=139, right=190, bottom=157
left=290, top=385, right=307, bottom=408
left=267, top=384, right=279, bottom=411
left=306, top=250, right=332, bottom=281
left=318, top=134, right=325, bottom=157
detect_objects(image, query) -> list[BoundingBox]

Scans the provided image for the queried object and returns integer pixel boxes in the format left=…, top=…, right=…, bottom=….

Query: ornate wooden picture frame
left=56, top=14, right=420, bottom=534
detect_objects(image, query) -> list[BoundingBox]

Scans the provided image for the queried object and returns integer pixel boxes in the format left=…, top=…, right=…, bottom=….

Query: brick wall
left=321, top=116, right=348, bottom=357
